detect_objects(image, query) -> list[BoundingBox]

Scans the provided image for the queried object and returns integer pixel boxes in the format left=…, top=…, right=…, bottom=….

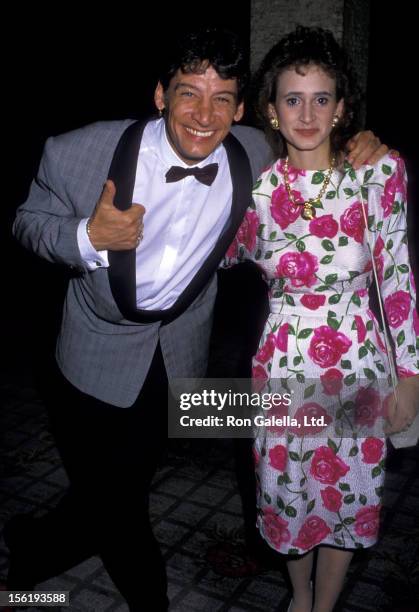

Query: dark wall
left=8, top=4, right=250, bottom=207
left=367, top=1, right=415, bottom=160
left=367, top=1, right=417, bottom=276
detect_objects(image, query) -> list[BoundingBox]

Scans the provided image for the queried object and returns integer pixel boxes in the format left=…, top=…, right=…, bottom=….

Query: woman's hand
left=384, top=375, right=419, bottom=434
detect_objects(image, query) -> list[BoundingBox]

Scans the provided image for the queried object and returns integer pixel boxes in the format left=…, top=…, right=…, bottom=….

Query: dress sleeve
left=372, top=154, right=419, bottom=377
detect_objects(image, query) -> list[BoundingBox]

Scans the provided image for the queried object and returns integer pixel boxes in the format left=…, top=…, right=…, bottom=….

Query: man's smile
left=185, top=127, right=216, bottom=138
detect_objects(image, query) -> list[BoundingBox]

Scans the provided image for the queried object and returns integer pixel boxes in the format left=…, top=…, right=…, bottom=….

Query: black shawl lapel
left=108, top=125, right=253, bottom=323
left=108, top=120, right=146, bottom=316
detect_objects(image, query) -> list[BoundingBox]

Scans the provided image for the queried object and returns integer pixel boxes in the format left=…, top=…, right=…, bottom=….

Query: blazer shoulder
left=39, top=120, right=139, bottom=176
left=48, top=119, right=137, bottom=151
left=230, top=124, right=273, bottom=182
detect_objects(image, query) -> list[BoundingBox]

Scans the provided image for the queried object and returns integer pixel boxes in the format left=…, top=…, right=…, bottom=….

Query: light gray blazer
left=13, top=119, right=272, bottom=407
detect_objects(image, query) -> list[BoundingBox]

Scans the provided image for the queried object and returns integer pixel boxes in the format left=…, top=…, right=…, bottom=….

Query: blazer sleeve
left=13, top=136, right=88, bottom=271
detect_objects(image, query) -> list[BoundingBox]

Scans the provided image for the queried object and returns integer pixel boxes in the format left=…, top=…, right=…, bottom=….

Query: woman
left=224, top=26, right=419, bottom=612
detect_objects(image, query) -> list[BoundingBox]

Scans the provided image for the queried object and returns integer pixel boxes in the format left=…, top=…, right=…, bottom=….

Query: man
left=7, top=27, right=387, bottom=610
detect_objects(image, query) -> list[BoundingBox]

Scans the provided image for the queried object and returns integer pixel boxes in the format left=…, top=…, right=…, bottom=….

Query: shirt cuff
left=77, top=218, right=109, bottom=269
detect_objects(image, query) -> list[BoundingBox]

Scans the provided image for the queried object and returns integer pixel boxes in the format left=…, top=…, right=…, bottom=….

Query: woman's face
left=269, top=64, right=344, bottom=156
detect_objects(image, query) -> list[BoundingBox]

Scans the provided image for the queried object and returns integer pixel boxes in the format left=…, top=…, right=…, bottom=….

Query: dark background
left=3, top=1, right=417, bottom=384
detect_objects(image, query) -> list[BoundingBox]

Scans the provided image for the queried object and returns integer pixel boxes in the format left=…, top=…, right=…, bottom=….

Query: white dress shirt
left=77, top=118, right=232, bottom=310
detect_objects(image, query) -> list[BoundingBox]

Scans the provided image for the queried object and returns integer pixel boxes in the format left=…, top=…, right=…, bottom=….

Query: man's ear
left=233, top=101, right=245, bottom=122
left=154, top=82, right=165, bottom=112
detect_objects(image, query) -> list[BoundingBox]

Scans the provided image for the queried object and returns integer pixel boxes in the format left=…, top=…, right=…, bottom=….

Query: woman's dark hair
left=253, top=25, right=361, bottom=157
left=158, top=27, right=249, bottom=103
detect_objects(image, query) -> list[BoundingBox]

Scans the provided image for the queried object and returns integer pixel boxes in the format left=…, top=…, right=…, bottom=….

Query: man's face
left=154, top=65, right=244, bottom=165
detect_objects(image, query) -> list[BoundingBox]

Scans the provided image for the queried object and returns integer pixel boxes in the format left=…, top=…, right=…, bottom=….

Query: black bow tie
left=165, top=163, right=219, bottom=186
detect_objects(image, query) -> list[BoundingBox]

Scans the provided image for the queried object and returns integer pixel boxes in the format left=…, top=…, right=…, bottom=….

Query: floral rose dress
left=224, top=153, right=419, bottom=554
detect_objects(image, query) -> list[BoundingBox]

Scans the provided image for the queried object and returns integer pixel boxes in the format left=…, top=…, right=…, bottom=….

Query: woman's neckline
left=281, top=151, right=345, bottom=173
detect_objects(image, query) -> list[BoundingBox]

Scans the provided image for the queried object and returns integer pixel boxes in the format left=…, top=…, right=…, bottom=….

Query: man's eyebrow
left=174, top=82, right=237, bottom=97
left=174, top=82, right=200, bottom=91
left=214, top=90, right=237, bottom=97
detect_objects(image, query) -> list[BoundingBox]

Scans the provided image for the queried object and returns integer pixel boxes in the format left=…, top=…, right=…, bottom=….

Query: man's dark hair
left=158, top=27, right=249, bottom=103
left=253, top=25, right=361, bottom=157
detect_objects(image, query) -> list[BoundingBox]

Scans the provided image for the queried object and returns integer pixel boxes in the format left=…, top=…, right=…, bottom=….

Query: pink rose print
left=361, top=437, right=384, bottom=464
left=269, top=444, right=287, bottom=471
left=354, top=505, right=381, bottom=538
left=381, top=174, right=397, bottom=217
left=364, top=256, right=384, bottom=285
left=225, top=238, right=238, bottom=260
left=276, top=159, right=306, bottom=182
left=375, top=327, right=387, bottom=353
left=356, top=288, right=368, bottom=298
left=413, top=309, right=419, bottom=336
left=397, top=366, right=418, bottom=378
left=292, top=516, right=332, bottom=550
left=289, top=403, right=332, bottom=436
left=310, top=446, right=350, bottom=485
left=308, top=326, right=352, bottom=368
left=320, top=368, right=344, bottom=396
left=410, top=270, right=417, bottom=293
left=265, top=398, right=289, bottom=434
left=270, top=184, right=301, bottom=229
left=354, top=387, right=382, bottom=428
left=277, top=252, right=319, bottom=288
left=252, top=447, right=260, bottom=467
left=375, top=255, right=384, bottom=285
left=255, top=332, right=276, bottom=364
left=262, top=507, right=291, bottom=549
left=321, top=486, right=343, bottom=512
left=373, top=235, right=384, bottom=258
left=236, top=210, right=260, bottom=252
left=381, top=158, right=406, bottom=217
left=396, top=156, right=406, bottom=198
left=300, top=294, right=326, bottom=310
left=384, top=291, right=411, bottom=328
left=340, top=201, right=367, bottom=244
left=275, top=323, right=289, bottom=352
left=354, top=315, right=367, bottom=343
left=309, top=214, right=339, bottom=238
left=395, top=157, right=407, bottom=196
left=252, top=364, right=269, bottom=393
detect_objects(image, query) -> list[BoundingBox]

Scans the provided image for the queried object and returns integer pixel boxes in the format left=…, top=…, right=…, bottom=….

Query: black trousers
left=19, top=344, right=169, bottom=610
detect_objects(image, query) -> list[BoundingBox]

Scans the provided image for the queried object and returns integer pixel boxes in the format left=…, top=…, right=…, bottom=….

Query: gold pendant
left=301, top=202, right=316, bottom=220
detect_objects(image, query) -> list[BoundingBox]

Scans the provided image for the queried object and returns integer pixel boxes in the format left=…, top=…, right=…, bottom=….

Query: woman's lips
left=294, top=129, right=319, bottom=137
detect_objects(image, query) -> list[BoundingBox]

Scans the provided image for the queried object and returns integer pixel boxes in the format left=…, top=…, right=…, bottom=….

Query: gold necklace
left=283, top=156, right=336, bottom=220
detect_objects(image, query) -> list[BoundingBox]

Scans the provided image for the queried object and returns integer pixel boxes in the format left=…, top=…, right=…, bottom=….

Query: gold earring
left=270, top=116, right=280, bottom=130
left=158, top=108, right=164, bottom=118
left=332, top=115, right=339, bottom=128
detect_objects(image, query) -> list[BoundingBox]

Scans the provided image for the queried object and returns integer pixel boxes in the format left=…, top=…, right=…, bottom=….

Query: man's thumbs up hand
left=87, top=180, right=146, bottom=251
